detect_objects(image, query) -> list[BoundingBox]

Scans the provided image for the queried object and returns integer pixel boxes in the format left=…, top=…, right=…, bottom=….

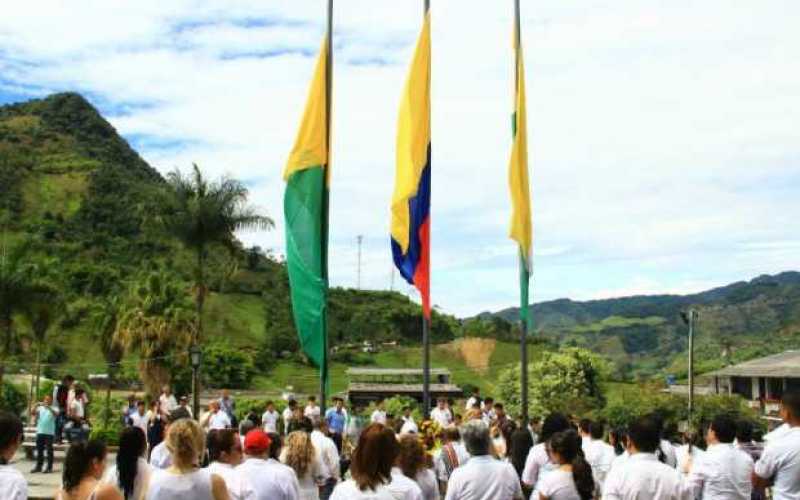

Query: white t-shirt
left=310, top=430, right=340, bottom=481
left=130, top=411, right=150, bottom=436
left=430, top=407, right=452, bottom=428
left=102, top=457, right=151, bottom=500
left=330, top=480, right=396, bottom=500
left=209, top=411, right=232, bottom=430
left=754, top=426, right=800, bottom=500
left=146, top=467, right=214, bottom=500
left=685, top=442, right=753, bottom=500
left=538, top=468, right=581, bottom=500
left=388, top=468, right=424, bottom=500
left=602, top=452, right=685, bottom=500
left=521, top=442, right=559, bottom=496
left=159, top=394, right=178, bottom=415
left=304, top=404, right=321, bottom=423
left=70, top=399, right=85, bottom=419
left=282, top=408, right=295, bottom=433
left=415, top=468, right=439, bottom=500
left=149, top=441, right=172, bottom=469
left=0, top=464, right=28, bottom=500
left=238, top=457, right=301, bottom=500
left=262, top=410, right=280, bottom=433
left=444, top=455, right=522, bottom=500
left=207, top=461, right=254, bottom=500
left=371, top=410, right=387, bottom=425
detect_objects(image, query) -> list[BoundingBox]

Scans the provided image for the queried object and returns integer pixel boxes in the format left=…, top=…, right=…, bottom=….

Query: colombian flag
left=391, top=13, right=431, bottom=319
left=283, top=36, right=330, bottom=377
left=508, top=30, right=532, bottom=325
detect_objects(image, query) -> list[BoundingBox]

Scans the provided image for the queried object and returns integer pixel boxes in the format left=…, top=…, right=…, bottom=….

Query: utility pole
left=357, top=234, right=363, bottom=289
left=681, top=309, right=698, bottom=424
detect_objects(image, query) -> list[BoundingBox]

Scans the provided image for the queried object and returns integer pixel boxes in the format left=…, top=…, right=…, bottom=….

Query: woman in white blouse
left=280, top=430, right=323, bottom=500
left=397, top=434, right=438, bottom=500
left=537, top=430, right=594, bottom=500
left=102, top=427, right=151, bottom=500
left=330, top=423, right=399, bottom=500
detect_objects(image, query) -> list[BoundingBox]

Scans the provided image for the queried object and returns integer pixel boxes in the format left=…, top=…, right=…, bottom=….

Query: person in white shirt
left=649, top=414, right=678, bottom=469
left=539, top=429, right=595, bottom=500
left=522, top=413, right=572, bottom=498
left=674, top=432, right=705, bottom=478
left=603, top=415, right=688, bottom=500
left=206, top=428, right=254, bottom=500
left=284, top=400, right=299, bottom=434
left=158, top=385, right=178, bottom=417
left=239, top=430, right=301, bottom=500
left=371, top=400, right=388, bottom=425
left=0, top=411, right=27, bottom=500
left=330, top=423, right=402, bottom=500
left=310, top=420, right=340, bottom=499
left=145, top=419, right=228, bottom=500
left=202, top=401, right=232, bottom=431
left=578, top=419, right=593, bottom=450
left=128, top=401, right=150, bottom=437
left=304, top=396, right=321, bottom=424
left=262, top=401, right=280, bottom=433
left=396, top=434, right=436, bottom=500
left=581, top=421, right=616, bottom=495
left=445, top=420, right=523, bottom=500
left=280, top=431, right=324, bottom=500
left=102, top=426, right=152, bottom=500
left=149, top=416, right=174, bottom=470
left=400, top=407, right=419, bottom=435
left=434, top=427, right=471, bottom=496
left=388, top=466, right=424, bottom=500
left=430, top=398, right=453, bottom=429
left=684, top=414, right=753, bottom=500
left=753, top=391, right=800, bottom=500
left=465, top=390, right=481, bottom=412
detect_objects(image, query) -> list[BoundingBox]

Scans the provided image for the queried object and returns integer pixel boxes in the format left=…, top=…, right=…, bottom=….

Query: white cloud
left=1, top=0, right=798, bottom=316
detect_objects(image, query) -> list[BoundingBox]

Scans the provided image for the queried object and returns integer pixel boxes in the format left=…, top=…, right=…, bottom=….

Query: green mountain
left=477, top=272, right=800, bottom=379
left=0, top=93, right=459, bottom=388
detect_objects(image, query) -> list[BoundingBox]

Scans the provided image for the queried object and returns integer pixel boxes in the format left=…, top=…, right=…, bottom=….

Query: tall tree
left=162, top=164, right=272, bottom=415
left=115, top=270, right=195, bottom=396
left=92, top=296, right=124, bottom=426
left=21, top=282, right=63, bottom=410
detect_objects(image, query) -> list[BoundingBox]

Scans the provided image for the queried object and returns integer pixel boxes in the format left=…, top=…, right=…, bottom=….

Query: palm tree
left=162, top=164, right=273, bottom=415
left=92, top=296, right=124, bottom=426
left=115, top=270, right=195, bottom=397
left=21, top=283, right=63, bottom=412
left=0, top=241, right=37, bottom=387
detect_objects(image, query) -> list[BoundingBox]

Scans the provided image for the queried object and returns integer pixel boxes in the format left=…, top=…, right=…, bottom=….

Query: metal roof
left=346, top=368, right=451, bottom=376
left=347, top=383, right=463, bottom=393
left=706, top=350, right=800, bottom=378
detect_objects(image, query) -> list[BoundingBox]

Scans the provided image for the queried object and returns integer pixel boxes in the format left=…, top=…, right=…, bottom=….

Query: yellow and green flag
left=284, top=37, right=330, bottom=381
left=508, top=35, right=532, bottom=325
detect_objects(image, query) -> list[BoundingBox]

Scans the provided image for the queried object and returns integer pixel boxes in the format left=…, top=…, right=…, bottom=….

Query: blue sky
left=1, top=1, right=798, bottom=316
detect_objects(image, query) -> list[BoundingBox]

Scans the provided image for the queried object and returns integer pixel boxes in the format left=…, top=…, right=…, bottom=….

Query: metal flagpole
left=422, top=0, right=431, bottom=420
left=320, top=0, right=333, bottom=417
left=688, top=310, right=696, bottom=423
left=514, top=0, right=530, bottom=427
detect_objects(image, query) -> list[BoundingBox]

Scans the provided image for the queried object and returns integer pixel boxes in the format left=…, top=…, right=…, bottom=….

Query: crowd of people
left=0, top=384, right=799, bottom=500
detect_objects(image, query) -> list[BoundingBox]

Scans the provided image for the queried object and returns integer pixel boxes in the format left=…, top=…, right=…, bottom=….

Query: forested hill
left=474, top=272, right=800, bottom=378
left=0, top=93, right=458, bottom=382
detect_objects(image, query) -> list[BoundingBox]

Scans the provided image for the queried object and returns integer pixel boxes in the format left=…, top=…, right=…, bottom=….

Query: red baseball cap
left=244, top=429, right=271, bottom=453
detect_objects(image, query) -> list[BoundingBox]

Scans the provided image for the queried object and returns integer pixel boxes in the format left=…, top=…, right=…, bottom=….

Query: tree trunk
left=34, top=343, right=41, bottom=402
left=104, top=363, right=113, bottom=428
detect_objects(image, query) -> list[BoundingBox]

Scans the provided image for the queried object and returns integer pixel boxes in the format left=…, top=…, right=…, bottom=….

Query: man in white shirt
left=239, top=429, right=301, bottom=500
left=128, top=400, right=150, bottom=437
left=283, top=399, right=298, bottom=434
left=445, top=420, right=523, bottom=500
left=603, top=415, right=688, bottom=500
left=753, top=391, right=800, bottom=500
left=202, top=401, right=232, bottom=430
left=400, top=406, right=419, bottom=434
left=371, top=400, right=388, bottom=425
left=431, top=398, right=453, bottom=428
left=685, top=414, right=753, bottom=500
left=262, top=401, right=280, bottom=433
left=584, top=420, right=616, bottom=494
left=311, top=420, right=340, bottom=500
left=304, top=396, right=321, bottom=424
left=207, top=428, right=254, bottom=500
left=158, top=385, right=178, bottom=417
left=0, top=411, right=27, bottom=500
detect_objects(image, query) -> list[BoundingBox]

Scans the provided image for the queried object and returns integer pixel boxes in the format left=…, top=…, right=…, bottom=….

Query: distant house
left=346, top=368, right=463, bottom=408
left=707, top=350, right=800, bottom=414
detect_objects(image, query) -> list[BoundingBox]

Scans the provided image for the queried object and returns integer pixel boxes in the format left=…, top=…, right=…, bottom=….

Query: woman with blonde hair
left=145, top=418, right=229, bottom=500
left=280, top=430, right=322, bottom=500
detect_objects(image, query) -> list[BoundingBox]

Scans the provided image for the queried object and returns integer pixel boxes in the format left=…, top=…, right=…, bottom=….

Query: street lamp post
left=190, top=344, right=203, bottom=419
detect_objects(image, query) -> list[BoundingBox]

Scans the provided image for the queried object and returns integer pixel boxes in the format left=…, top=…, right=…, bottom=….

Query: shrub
left=0, top=382, right=27, bottom=416
left=201, top=340, right=256, bottom=390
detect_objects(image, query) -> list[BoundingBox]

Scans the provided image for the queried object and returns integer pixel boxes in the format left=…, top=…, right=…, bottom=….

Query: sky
left=1, top=1, right=798, bottom=317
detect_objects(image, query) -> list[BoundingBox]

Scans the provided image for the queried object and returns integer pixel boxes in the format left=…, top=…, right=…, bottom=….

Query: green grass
left=22, top=171, right=89, bottom=218
left=572, top=315, right=665, bottom=333
left=203, top=292, right=265, bottom=347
